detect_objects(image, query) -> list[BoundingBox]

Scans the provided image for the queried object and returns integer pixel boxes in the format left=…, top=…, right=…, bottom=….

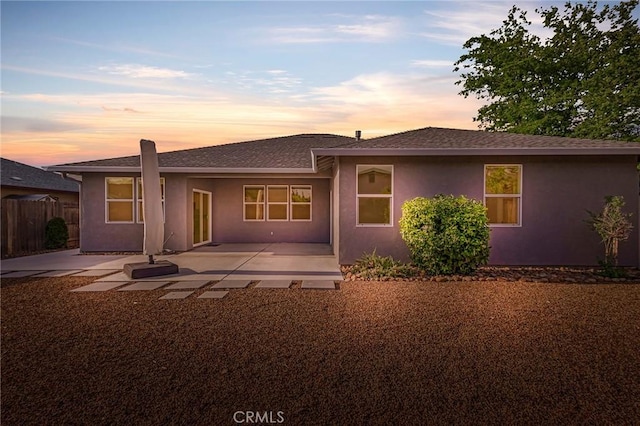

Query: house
left=46, top=127, right=640, bottom=267
left=1, top=158, right=79, bottom=203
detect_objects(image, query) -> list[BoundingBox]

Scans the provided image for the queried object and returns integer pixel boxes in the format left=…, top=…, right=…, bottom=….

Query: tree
left=454, top=1, right=640, bottom=141
left=586, top=195, right=633, bottom=272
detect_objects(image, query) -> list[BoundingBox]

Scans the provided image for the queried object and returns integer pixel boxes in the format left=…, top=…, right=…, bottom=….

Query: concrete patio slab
left=165, top=280, right=210, bottom=290
left=211, top=279, right=251, bottom=289
left=71, top=282, right=127, bottom=292
left=33, top=270, right=84, bottom=277
left=72, top=270, right=121, bottom=277
left=255, top=280, right=292, bottom=289
left=2, top=270, right=48, bottom=278
left=117, top=281, right=170, bottom=291
left=301, top=280, right=336, bottom=290
left=198, top=290, right=228, bottom=299
left=1, top=243, right=343, bottom=283
left=159, top=291, right=194, bottom=300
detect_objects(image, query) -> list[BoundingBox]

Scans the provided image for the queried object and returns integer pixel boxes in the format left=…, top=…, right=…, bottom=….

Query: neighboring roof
left=46, top=127, right=640, bottom=174
left=47, top=134, right=355, bottom=173
left=312, top=127, right=640, bottom=157
left=1, top=158, right=79, bottom=192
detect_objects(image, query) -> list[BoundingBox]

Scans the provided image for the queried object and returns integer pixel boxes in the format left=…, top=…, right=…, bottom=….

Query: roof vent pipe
left=355, top=130, right=362, bottom=141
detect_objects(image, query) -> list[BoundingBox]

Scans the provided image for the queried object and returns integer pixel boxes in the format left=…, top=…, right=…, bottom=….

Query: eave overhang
left=44, top=166, right=318, bottom=174
left=311, top=147, right=640, bottom=157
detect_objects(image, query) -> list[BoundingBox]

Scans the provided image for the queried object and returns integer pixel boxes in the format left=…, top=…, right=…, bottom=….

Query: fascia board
left=311, top=147, right=640, bottom=156
left=44, top=166, right=318, bottom=174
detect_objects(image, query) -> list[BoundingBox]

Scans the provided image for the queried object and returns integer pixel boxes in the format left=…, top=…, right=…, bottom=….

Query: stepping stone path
left=198, top=291, right=229, bottom=299
left=59, top=274, right=339, bottom=299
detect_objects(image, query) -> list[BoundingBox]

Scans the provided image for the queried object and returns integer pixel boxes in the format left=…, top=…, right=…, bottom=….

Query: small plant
left=587, top=196, right=633, bottom=277
left=45, top=217, right=69, bottom=249
left=399, top=195, right=490, bottom=275
left=350, top=250, right=415, bottom=280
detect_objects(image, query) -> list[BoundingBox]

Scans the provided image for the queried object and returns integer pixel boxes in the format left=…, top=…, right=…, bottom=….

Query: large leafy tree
left=454, top=0, right=640, bottom=141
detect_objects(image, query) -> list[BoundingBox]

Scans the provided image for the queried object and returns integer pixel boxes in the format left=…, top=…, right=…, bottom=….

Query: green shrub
left=351, top=250, right=415, bottom=280
left=586, top=195, right=633, bottom=277
left=399, top=195, right=490, bottom=275
left=45, top=217, right=69, bottom=249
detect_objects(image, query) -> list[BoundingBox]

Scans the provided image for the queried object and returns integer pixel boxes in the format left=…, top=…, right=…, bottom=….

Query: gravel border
left=2, top=276, right=639, bottom=425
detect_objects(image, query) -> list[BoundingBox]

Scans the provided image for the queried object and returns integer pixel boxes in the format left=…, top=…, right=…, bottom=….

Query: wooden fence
left=1, top=199, right=79, bottom=257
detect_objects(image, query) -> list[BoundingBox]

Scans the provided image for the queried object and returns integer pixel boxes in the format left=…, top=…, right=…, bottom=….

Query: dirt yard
left=2, top=277, right=639, bottom=425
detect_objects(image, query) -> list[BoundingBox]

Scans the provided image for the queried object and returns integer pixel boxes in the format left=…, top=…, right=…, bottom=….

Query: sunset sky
left=1, top=1, right=614, bottom=167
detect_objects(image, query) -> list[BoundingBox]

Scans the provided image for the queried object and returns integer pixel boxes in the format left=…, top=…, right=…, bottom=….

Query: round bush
left=45, top=217, right=69, bottom=249
left=399, top=195, right=490, bottom=275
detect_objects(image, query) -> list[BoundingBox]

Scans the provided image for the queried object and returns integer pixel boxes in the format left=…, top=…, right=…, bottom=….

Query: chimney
left=355, top=130, right=362, bottom=141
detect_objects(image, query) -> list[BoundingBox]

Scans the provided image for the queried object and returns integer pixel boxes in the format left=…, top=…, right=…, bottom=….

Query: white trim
left=290, top=185, right=312, bottom=222
left=355, top=164, right=394, bottom=227
left=484, top=164, right=523, bottom=227
left=267, top=185, right=289, bottom=221
left=105, top=177, right=134, bottom=224
left=243, top=185, right=265, bottom=221
left=192, top=189, right=212, bottom=246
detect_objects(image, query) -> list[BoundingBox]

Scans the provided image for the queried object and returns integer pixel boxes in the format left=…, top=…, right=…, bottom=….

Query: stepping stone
left=33, top=270, right=84, bottom=277
left=198, top=290, right=229, bottom=299
left=159, top=291, right=194, bottom=300
left=1, top=271, right=47, bottom=278
left=73, top=270, right=121, bottom=277
left=301, top=280, right=336, bottom=290
left=211, top=280, right=251, bottom=289
left=117, top=281, right=170, bottom=291
left=255, top=280, right=292, bottom=289
left=71, top=282, right=127, bottom=292
left=165, top=280, right=210, bottom=290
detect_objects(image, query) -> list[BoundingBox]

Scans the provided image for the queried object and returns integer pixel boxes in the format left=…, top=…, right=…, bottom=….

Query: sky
left=1, top=0, right=625, bottom=167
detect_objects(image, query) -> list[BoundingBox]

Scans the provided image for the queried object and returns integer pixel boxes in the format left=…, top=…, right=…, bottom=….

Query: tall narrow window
left=244, top=185, right=265, bottom=221
left=484, top=165, right=522, bottom=226
left=357, top=165, right=393, bottom=226
left=105, top=177, right=134, bottom=223
left=267, top=185, right=289, bottom=221
left=291, top=185, right=312, bottom=221
left=136, top=177, right=165, bottom=223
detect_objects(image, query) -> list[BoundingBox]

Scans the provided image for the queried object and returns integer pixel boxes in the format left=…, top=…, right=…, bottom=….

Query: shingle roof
left=1, top=158, right=79, bottom=193
left=336, top=127, right=640, bottom=150
left=47, top=127, right=640, bottom=173
left=52, top=134, right=354, bottom=170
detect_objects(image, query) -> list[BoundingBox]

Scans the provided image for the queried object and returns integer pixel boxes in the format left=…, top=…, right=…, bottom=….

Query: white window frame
left=244, top=185, right=266, bottom=221
left=136, top=177, right=166, bottom=223
left=105, top=177, right=135, bottom=224
left=484, top=164, right=523, bottom=227
left=356, top=165, right=394, bottom=227
left=267, top=185, right=289, bottom=221
left=290, top=185, right=312, bottom=222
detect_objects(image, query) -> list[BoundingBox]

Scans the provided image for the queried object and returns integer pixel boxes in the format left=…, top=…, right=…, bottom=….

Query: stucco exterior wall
left=205, top=177, right=331, bottom=244
left=79, top=173, right=189, bottom=252
left=337, top=155, right=639, bottom=266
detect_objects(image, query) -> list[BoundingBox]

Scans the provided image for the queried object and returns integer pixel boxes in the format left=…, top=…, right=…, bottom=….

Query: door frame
left=192, top=189, right=212, bottom=247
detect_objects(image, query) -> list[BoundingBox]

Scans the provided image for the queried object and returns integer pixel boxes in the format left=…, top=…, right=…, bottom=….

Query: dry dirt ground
left=2, top=276, right=639, bottom=425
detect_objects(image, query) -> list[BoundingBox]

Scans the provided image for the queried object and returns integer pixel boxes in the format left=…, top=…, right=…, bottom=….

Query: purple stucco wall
left=337, top=155, right=639, bottom=266
left=79, top=173, right=330, bottom=252
left=79, top=173, right=189, bottom=252
left=206, top=177, right=330, bottom=244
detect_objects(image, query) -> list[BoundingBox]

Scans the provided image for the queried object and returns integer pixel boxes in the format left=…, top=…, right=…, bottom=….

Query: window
left=244, top=184, right=313, bottom=222
left=106, top=177, right=134, bottom=223
left=357, top=165, right=393, bottom=226
left=268, top=185, right=289, bottom=221
left=244, top=185, right=265, bottom=221
left=484, top=165, right=522, bottom=226
left=291, top=186, right=312, bottom=221
left=136, top=178, right=165, bottom=223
